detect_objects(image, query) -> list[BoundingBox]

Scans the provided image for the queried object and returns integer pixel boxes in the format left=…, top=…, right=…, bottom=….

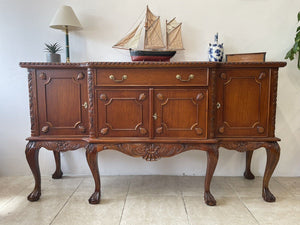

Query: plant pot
left=46, top=53, right=61, bottom=63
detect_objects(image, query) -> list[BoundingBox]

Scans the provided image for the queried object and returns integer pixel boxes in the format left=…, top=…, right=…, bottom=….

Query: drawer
left=96, top=68, right=209, bottom=86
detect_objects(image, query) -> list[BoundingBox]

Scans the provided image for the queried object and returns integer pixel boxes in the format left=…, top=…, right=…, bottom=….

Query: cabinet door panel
left=154, top=89, right=207, bottom=138
left=36, top=69, right=88, bottom=135
left=97, top=89, right=149, bottom=137
left=216, top=69, right=269, bottom=137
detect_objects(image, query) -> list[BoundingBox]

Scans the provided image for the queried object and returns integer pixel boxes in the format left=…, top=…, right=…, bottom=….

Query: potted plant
left=44, top=42, right=62, bottom=63
left=285, top=11, right=300, bottom=69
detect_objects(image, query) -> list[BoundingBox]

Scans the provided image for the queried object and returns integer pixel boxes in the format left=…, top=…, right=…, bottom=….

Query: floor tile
left=127, top=175, right=180, bottom=197
left=275, top=177, right=300, bottom=196
left=184, top=196, right=259, bottom=225
left=241, top=196, right=300, bottom=225
left=51, top=195, right=124, bottom=225
left=0, top=176, right=32, bottom=208
left=179, top=176, right=236, bottom=197
left=75, top=176, right=131, bottom=200
left=120, top=195, right=189, bottom=225
left=226, top=176, right=292, bottom=198
left=0, top=176, right=82, bottom=225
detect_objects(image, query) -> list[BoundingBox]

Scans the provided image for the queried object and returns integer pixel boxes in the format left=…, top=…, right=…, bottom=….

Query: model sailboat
left=113, top=6, right=184, bottom=61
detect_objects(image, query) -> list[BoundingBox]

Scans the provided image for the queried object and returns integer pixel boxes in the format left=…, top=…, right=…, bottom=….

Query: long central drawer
left=96, top=68, right=209, bottom=86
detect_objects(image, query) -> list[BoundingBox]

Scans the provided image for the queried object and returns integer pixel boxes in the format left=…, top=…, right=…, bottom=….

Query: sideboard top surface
left=19, top=61, right=287, bottom=69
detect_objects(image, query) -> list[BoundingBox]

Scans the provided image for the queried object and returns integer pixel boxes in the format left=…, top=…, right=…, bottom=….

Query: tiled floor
left=0, top=176, right=299, bottom=225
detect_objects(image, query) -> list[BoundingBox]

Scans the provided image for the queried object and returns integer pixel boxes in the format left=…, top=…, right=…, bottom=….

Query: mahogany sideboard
left=20, top=61, right=286, bottom=206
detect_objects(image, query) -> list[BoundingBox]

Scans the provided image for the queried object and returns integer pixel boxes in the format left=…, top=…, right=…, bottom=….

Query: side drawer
left=96, top=68, right=209, bottom=86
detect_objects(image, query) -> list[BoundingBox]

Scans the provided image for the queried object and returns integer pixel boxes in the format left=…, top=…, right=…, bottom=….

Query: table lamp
left=49, top=5, right=82, bottom=63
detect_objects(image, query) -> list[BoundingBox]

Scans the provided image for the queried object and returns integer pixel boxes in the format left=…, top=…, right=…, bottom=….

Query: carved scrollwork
left=195, top=127, right=203, bottom=135
left=77, top=72, right=85, bottom=80
left=220, top=72, right=227, bottom=80
left=101, top=143, right=186, bottom=161
left=41, top=125, right=49, bottom=133
left=100, top=127, right=109, bottom=135
left=34, top=141, right=86, bottom=152
left=218, top=126, right=225, bottom=134
left=258, top=72, right=266, bottom=80
left=88, top=68, right=96, bottom=137
left=139, top=127, right=148, bottom=135
left=99, top=94, right=108, bottom=101
left=196, top=93, right=204, bottom=101
left=99, top=143, right=216, bottom=161
left=138, top=93, right=147, bottom=101
left=257, top=126, right=265, bottom=134
left=156, top=127, right=163, bottom=134
left=156, top=93, right=164, bottom=101
left=39, top=73, right=46, bottom=80
left=78, top=125, right=86, bottom=133
left=219, top=141, right=267, bottom=152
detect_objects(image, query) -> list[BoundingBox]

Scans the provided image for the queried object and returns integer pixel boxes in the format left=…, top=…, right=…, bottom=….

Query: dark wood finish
left=86, top=144, right=101, bottom=204
left=244, top=151, right=255, bottom=179
left=25, top=141, right=41, bottom=201
left=153, top=89, right=207, bottom=138
left=96, top=68, right=209, bottom=86
left=52, top=151, right=63, bottom=179
left=216, top=68, right=270, bottom=137
left=97, top=89, right=149, bottom=137
left=263, top=142, right=280, bottom=202
left=36, top=69, right=89, bottom=136
left=20, top=61, right=286, bottom=206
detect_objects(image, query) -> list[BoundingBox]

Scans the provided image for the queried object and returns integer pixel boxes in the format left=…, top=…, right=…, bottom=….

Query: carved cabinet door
left=36, top=69, right=88, bottom=135
left=153, top=89, right=207, bottom=138
left=216, top=69, right=270, bottom=137
left=97, top=89, right=149, bottom=137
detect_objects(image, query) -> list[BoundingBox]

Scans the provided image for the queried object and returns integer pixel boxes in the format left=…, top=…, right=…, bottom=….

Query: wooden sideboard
left=20, top=61, right=286, bottom=206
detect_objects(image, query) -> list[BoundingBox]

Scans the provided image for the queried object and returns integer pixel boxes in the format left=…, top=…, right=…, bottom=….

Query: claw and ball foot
left=204, top=191, right=216, bottom=206
left=89, top=191, right=101, bottom=204
left=27, top=190, right=41, bottom=202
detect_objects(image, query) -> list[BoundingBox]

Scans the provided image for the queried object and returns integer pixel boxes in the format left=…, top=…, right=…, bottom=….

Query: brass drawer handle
left=109, top=74, right=127, bottom=82
left=216, top=102, right=221, bottom=109
left=153, top=113, right=158, bottom=120
left=176, top=74, right=194, bottom=82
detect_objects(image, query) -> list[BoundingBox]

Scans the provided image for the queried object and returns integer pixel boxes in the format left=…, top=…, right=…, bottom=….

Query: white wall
left=0, top=0, right=299, bottom=177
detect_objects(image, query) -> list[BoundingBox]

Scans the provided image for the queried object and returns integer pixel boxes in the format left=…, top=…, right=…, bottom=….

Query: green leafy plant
left=44, top=42, right=62, bottom=54
left=285, top=11, right=300, bottom=69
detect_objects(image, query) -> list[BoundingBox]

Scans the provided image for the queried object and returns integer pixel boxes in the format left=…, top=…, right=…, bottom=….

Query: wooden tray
left=226, top=52, right=266, bottom=62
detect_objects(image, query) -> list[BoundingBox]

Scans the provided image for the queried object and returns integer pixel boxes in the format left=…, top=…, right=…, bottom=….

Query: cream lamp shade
left=50, top=5, right=82, bottom=30
left=49, top=5, right=82, bottom=62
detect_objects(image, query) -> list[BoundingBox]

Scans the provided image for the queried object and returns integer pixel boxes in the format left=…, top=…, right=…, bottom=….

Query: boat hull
left=130, top=50, right=176, bottom=61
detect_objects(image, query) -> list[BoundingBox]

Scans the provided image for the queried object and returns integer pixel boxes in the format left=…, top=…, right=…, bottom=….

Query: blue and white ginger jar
left=208, top=33, right=224, bottom=62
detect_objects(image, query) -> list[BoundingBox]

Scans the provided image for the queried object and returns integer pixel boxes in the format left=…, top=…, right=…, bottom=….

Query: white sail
left=113, top=23, right=142, bottom=50
left=144, top=6, right=165, bottom=49
left=166, top=18, right=184, bottom=50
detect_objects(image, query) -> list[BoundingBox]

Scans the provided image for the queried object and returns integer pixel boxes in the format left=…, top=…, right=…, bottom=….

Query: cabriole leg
left=52, top=151, right=63, bottom=179
left=86, top=144, right=101, bottom=204
left=204, top=145, right=219, bottom=206
left=262, top=142, right=280, bottom=202
left=244, top=150, right=255, bottom=180
left=25, top=141, right=41, bottom=201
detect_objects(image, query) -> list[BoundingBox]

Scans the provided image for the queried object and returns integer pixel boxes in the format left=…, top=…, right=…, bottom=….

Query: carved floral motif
left=99, top=143, right=217, bottom=161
